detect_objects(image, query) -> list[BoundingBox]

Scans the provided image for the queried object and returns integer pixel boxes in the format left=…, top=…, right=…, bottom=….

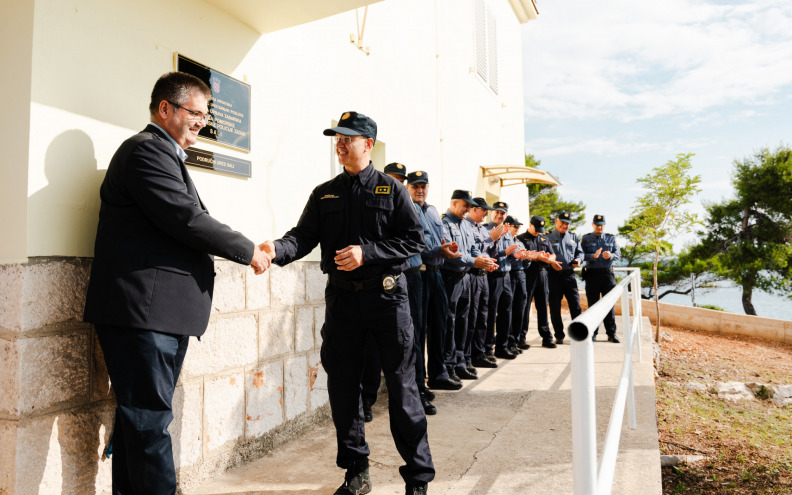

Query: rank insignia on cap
left=341, top=112, right=351, bottom=120
left=397, top=164, right=404, bottom=169
left=596, top=215, right=602, bottom=220
left=416, top=171, right=423, bottom=176
left=375, top=185, right=391, bottom=195
left=540, top=221, right=544, bottom=226
left=563, top=214, right=569, bottom=219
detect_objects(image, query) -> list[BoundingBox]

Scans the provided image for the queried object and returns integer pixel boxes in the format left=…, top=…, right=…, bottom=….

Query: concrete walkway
left=185, top=316, right=661, bottom=495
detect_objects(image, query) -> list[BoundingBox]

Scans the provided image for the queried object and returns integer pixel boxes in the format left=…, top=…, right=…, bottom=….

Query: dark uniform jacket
left=272, top=163, right=424, bottom=278
left=546, top=229, right=583, bottom=271
left=517, top=232, right=556, bottom=272
left=581, top=232, right=620, bottom=268
left=83, top=124, right=254, bottom=336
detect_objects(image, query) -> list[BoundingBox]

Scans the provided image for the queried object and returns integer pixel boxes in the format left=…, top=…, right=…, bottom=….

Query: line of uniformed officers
left=362, top=163, right=622, bottom=420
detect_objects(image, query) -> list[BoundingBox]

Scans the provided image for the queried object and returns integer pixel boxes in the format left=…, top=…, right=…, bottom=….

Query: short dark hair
left=149, top=72, right=211, bottom=116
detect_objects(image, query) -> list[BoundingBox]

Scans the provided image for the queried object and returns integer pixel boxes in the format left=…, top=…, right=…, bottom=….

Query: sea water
left=653, top=283, right=791, bottom=321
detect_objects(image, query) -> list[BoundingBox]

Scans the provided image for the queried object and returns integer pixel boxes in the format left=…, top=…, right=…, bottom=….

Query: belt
left=328, top=273, right=401, bottom=292
left=488, top=271, right=509, bottom=278
left=472, top=268, right=488, bottom=276
left=404, top=266, right=421, bottom=275
left=440, top=269, right=468, bottom=278
left=421, top=264, right=441, bottom=272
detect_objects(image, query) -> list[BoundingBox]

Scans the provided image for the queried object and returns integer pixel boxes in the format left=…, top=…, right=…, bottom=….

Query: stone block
left=772, top=385, right=792, bottom=406
left=304, top=262, right=326, bottom=303
left=714, top=381, right=754, bottom=401
left=170, top=380, right=203, bottom=469
left=21, top=259, right=91, bottom=332
left=14, top=403, right=113, bottom=495
left=0, top=420, right=18, bottom=493
left=308, top=350, right=328, bottom=410
left=19, top=331, right=90, bottom=415
left=181, top=315, right=257, bottom=379
left=0, top=263, right=24, bottom=333
left=0, top=338, right=20, bottom=418
left=284, top=356, right=308, bottom=420
left=246, top=268, right=270, bottom=310
left=245, top=362, right=284, bottom=438
left=203, top=373, right=245, bottom=453
left=270, top=263, right=305, bottom=307
left=90, top=330, right=112, bottom=403
left=259, top=309, right=294, bottom=360
left=314, top=306, right=326, bottom=348
left=295, top=307, right=314, bottom=352
left=211, top=261, right=247, bottom=314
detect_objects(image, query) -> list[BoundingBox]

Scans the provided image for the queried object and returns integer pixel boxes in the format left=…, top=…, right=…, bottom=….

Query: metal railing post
left=622, top=289, right=637, bottom=430
left=571, top=339, right=597, bottom=495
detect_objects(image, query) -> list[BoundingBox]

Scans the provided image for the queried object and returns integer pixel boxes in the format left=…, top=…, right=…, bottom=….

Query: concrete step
left=184, top=316, right=661, bottom=495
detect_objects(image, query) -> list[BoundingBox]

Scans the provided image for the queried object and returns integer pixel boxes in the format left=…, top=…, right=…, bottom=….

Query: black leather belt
left=404, top=266, right=421, bottom=275
left=440, top=269, right=468, bottom=278
left=488, top=271, right=509, bottom=278
left=472, top=268, right=488, bottom=276
left=422, top=264, right=441, bottom=272
left=328, top=273, right=401, bottom=292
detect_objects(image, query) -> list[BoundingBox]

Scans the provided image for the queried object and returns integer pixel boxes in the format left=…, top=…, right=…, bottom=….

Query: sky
left=521, top=0, right=792, bottom=249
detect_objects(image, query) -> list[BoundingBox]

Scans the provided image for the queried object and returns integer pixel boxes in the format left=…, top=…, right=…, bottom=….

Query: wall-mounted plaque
left=185, top=147, right=252, bottom=178
left=176, top=54, right=251, bottom=152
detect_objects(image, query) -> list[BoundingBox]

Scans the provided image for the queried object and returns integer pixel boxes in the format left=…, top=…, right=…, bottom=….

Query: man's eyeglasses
left=168, top=101, right=210, bottom=123
left=334, top=135, right=366, bottom=144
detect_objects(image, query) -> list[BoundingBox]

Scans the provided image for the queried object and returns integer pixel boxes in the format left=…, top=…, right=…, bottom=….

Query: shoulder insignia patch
left=375, top=185, right=391, bottom=195
left=540, top=237, right=547, bottom=242
left=320, top=194, right=340, bottom=200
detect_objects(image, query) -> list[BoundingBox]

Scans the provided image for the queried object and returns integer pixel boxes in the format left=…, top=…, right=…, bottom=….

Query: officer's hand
left=525, top=250, right=539, bottom=261
left=335, top=245, right=364, bottom=271
left=251, top=244, right=272, bottom=275
left=551, top=261, right=563, bottom=271
left=513, top=249, right=528, bottom=260
left=490, top=224, right=507, bottom=241
left=537, top=251, right=552, bottom=263
left=486, top=263, right=498, bottom=272
left=440, top=241, right=462, bottom=259
left=602, top=250, right=611, bottom=260
left=260, top=241, right=276, bottom=259
left=505, top=244, right=520, bottom=256
left=473, top=255, right=494, bottom=269
left=593, top=247, right=602, bottom=259
left=571, top=259, right=580, bottom=268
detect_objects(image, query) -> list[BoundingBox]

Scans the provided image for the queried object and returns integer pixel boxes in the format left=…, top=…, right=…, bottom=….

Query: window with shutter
left=474, top=0, right=499, bottom=95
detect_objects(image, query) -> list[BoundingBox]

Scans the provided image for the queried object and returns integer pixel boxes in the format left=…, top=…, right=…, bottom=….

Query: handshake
left=250, top=241, right=277, bottom=275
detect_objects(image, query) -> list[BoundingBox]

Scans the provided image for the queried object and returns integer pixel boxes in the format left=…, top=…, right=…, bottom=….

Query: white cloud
left=522, top=0, right=792, bottom=122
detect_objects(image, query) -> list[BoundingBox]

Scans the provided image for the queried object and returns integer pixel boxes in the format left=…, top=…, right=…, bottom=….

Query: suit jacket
left=84, top=124, right=254, bottom=336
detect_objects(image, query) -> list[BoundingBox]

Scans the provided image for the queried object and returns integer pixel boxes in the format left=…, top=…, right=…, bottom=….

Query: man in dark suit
left=83, top=72, right=270, bottom=495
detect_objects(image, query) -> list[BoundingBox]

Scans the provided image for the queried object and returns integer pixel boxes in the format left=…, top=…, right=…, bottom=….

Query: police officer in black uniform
left=263, top=112, right=433, bottom=495
left=546, top=212, right=584, bottom=344
left=506, top=216, right=529, bottom=355
left=361, top=162, right=410, bottom=422
left=466, top=197, right=498, bottom=369
left=581, top=214, right=621, bottom=343
left=517, top=216, right=557, bottom=348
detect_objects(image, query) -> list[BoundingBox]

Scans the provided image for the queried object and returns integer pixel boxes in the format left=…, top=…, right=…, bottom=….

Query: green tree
left=627, top=153, right=702, bottom=340
left=695, top=146, right=792, bottom=315
left=525, top=154, right=586, bottom=229
left=641, top=249, right=725, bottom=304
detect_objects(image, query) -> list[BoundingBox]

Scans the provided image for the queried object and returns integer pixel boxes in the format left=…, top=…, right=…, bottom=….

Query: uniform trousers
left=441, top=270, right=471, bottom=374
left=548, top=270, right=582, bottom=341
left=523, top=268, right=552, bottom=343
left=468, top=272, right=490, bottom=363
left=96, top=325, right=189, bottom=495
left=320, top=277, right=434, bottom=484
left=361, top=335, right=382, bottom=406
left=421, top=269, right=450, bottom=382
left=486, top=272, right=513, bottom=353
left=584, top=269, right=618, bottom=337
left=405, top=270, right=427, bottom=392
left=509, top=269, right=528, bottom=348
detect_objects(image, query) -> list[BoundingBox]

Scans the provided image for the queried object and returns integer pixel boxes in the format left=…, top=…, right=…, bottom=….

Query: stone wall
left=0, top=257, right=328, bottom=494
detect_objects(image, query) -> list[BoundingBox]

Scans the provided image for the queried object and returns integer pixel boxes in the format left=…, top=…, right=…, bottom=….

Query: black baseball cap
left=557, top=212, right=572, bottom=224
left=492, top=201, right=508, bottom=213
left=505, top=215, right=523, bottom=226
left=451, top=189, right=477, bottom=206
left=406, top=170, right=429, bottom=184
left=530, top=215, right=547, bottom=233
left=323, top=111, right=377, bottom=144
left=592, top=214, right=606, bottom=225
left=472, top=197, right=492, bottom=210
left=384, top=162, right=407, bottom=178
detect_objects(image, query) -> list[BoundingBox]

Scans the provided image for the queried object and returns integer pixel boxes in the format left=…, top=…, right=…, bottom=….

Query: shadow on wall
left=28, top=130, right=105, bottom=256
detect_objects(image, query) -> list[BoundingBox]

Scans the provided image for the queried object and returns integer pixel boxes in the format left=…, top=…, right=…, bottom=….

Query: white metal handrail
left=568, top=267, right=644, bottom=495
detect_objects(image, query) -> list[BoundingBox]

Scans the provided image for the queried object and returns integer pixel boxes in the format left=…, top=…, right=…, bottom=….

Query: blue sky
left=521, top=0, right=792, bottom=248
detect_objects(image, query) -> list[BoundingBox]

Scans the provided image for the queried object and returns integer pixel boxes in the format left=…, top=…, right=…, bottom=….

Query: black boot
left=334, top=458, right=372, bottom=495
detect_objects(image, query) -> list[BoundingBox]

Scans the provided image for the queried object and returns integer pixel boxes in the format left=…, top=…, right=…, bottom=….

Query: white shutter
left=487, top=6, right=498, bottom=94
left=475, top=0, right=488, bottom=81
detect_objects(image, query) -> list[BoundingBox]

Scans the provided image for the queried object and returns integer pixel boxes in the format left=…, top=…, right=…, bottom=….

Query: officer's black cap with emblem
left=472, top=197, right=492, bottom=210
left=505, top=215, right=523, bottom=226
left=592, top=214, right=606, bottom=225
left=451, top=189, right=477, bottom=206
left=323, top=111, right=377, bottom=144
left=530, top=215, right=547, bottom=233
left=557, top=212, right=572, bottom=224
left=406, top=170, right=429, bottom=184
left=492, top=201, right=509, bottom=213
left=385, top=162, right=407, bottom=178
